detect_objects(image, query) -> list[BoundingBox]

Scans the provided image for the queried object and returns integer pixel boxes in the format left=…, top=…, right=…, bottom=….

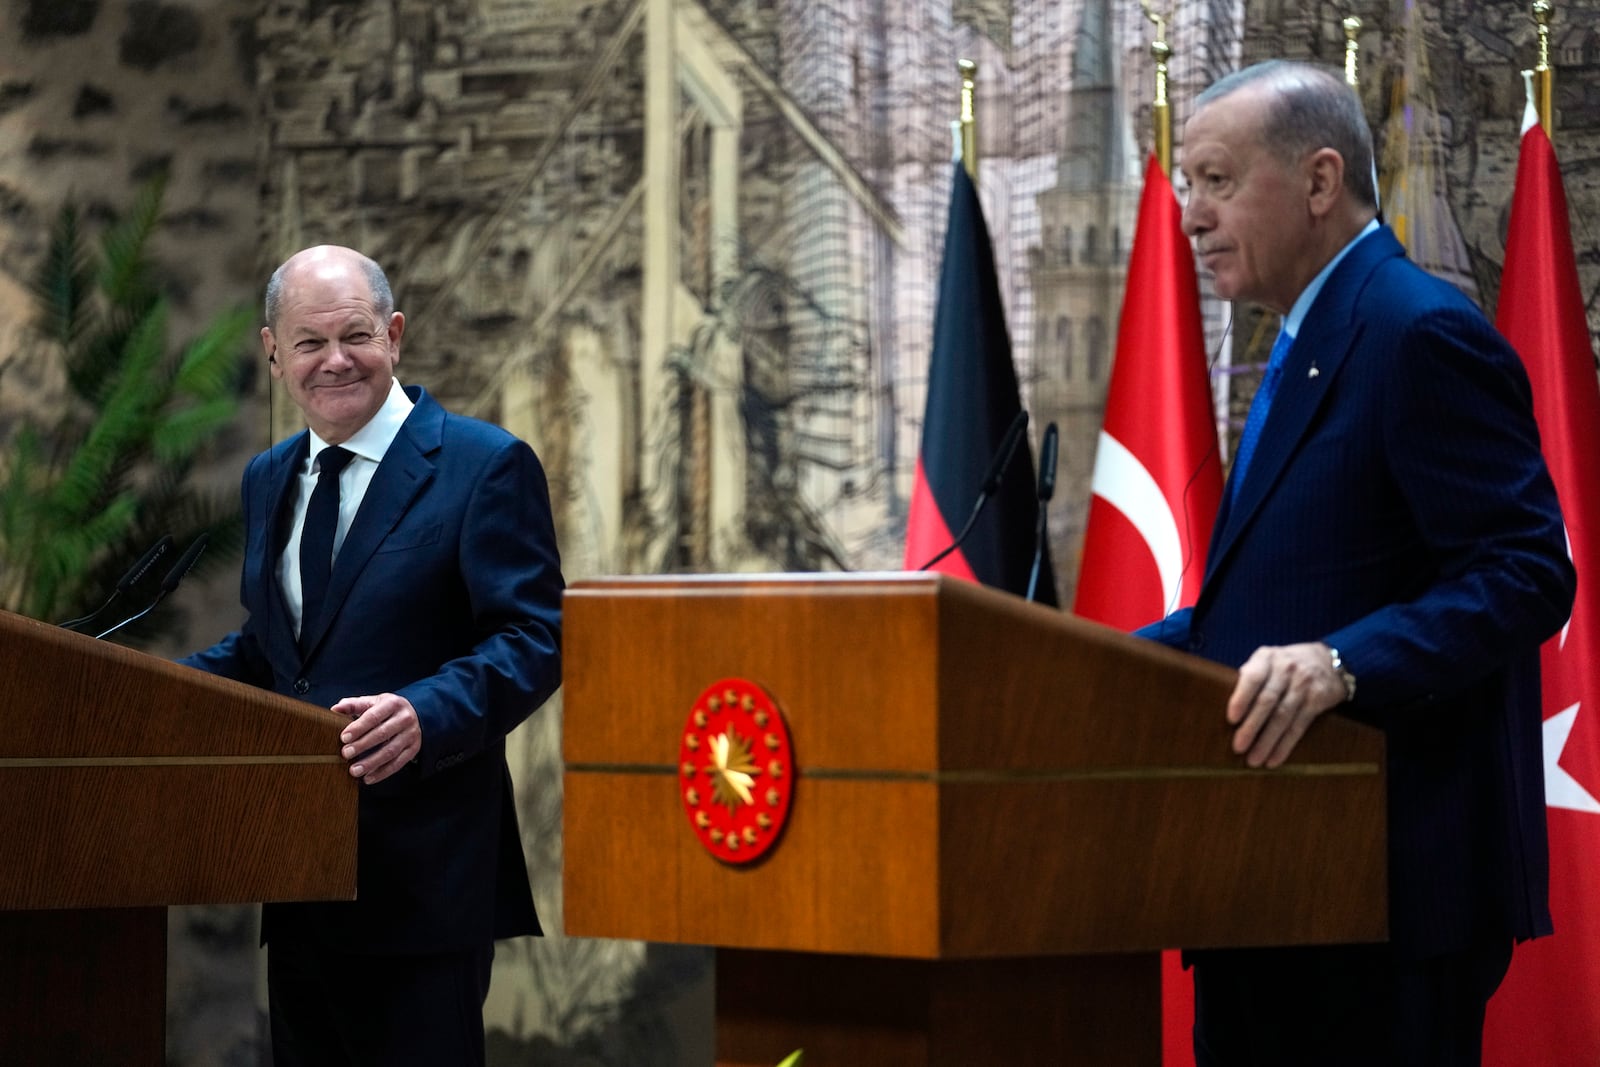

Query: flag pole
left=958, top=59, right=978, bottom=183
left=1141, top=2, right=1172, bottom=177
left=1343, top=16, right=1362, bottom=87
left=1531, top=0, right=1553, bottom=137
left=1345, top=15, right=1381, bottom=216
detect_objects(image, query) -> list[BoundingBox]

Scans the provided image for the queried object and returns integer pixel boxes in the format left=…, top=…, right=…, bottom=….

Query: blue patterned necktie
left=299, top=445, right=354, bottom=649
left=1230, top=329, right=1293, bottom=499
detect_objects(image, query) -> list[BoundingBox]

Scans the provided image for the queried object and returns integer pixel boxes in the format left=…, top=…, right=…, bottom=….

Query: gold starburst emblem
left=709, top=729, right=758, bottom=810
left=678, top=677, right=796, bottom=865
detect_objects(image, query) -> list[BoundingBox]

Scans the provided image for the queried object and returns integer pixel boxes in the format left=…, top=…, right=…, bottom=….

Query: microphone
left=95, top=533, right=210, bottom=641
left=917, top=410, right=1029, bottom=571
left=58, top=535, right=175, bottom=631
left=1026, top=422, right=1059, bottom=602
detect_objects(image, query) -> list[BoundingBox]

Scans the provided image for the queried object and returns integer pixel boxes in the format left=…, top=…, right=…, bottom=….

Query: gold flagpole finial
left=1531, top=1, right=1553, bottom=137
left=1343, top=17, right=1362, bottom=88
left=1141, top=1, right=1173, bottom=176
left=958, top=59, right=978, bottom=182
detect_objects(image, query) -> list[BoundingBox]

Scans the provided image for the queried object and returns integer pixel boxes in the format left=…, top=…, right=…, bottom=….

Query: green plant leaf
left=29, top=204, right=93, bottom=352
left=3, top=176, right=246, bottom=630
left=51, top=303, right=171, bottom=517
left=98, top=174, right=166, bottom=313
left=152, top=398, right=239, bottom=462
left=174, top=305, right=255, bottom=400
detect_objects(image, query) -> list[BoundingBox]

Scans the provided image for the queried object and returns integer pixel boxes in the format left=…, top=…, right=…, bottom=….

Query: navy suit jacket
left=183, top=386, right=564, bottom=955
left=1139, top=228, right=1575, bottom=959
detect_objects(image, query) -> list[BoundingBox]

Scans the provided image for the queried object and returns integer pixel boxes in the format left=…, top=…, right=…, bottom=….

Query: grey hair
left=263, top=249, right=395, bottom=329
left=1196, top=60, right=1378, bottom=209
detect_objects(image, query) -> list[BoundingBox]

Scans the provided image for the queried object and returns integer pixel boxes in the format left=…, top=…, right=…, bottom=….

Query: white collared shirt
left=278, top=378, right=415, bottom=638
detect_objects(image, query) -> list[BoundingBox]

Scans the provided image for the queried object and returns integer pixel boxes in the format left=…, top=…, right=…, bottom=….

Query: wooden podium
left=0, top=608, right=357, bottom=1066
left=563, top=573, right=1387, bottom=1066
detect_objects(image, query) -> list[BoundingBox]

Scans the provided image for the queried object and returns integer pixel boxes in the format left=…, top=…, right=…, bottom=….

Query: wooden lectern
left=563, top=573, right=1387, bottom=1066
left=0, top=608, right=357, bottom=1066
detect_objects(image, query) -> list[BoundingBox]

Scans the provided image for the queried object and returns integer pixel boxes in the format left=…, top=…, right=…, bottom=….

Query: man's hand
left=1226, top=642, right=1349, bottom=769
left=333, top=693, right=422, bottom=785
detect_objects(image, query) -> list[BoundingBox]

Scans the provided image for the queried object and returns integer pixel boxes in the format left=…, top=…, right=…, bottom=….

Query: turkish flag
left=1483, top=109, right=1600, bottom=1064
left=1073, top=154, right=1222, bottom=1064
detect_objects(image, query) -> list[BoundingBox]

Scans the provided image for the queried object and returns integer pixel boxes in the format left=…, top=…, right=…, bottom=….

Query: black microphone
left=917, top=410, right=1029, bottom=571
left=1026, top=422, right=1059, bottom=602
left=95, top=533, right=210, bottom=641
left=58, top=535, right=175, bottom=631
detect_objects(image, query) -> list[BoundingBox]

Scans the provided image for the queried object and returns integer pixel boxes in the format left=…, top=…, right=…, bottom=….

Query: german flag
left=903, top=161, right=1054, bottom=605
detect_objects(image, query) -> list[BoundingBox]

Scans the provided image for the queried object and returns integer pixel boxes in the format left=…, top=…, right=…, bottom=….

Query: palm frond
left=2, top=178, right=246, bottom=626
left=29, top=205, right=93, bottom=352
left=0, top=429, right=46, bottom=564
left=174, top=304, right=256, bottom=400
left=98, top=174, right=166, bottom=315
left=50, top=303, right=170, bottom=518
left=152, top=399, right=239, bottom=462
left=24, top=492, right=139, bottom=620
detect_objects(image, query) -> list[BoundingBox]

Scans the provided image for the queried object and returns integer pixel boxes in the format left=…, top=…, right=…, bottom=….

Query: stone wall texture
left=3, top=4, right=271, bottom=1066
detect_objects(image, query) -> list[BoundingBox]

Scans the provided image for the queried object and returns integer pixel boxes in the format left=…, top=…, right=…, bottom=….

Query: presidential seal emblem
left=678, top=678, right=795, bottom=865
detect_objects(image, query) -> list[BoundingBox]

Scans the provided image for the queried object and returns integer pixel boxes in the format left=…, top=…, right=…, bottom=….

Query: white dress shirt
left=278, top=378, right=415, bottom=638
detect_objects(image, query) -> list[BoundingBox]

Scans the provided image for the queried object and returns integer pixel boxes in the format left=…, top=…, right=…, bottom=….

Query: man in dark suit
left=182, top=245, right=564, bottom=1066
left=1136, top=62, right=1575, bottom=1064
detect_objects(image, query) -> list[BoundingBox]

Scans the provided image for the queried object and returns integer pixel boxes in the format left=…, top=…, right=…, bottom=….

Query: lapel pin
left=1308, top=362, right=1320, bottom=379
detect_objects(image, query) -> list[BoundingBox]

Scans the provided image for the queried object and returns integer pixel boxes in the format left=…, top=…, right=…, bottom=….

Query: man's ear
left=1306, top=147, right=1346, bottom=219
left=386, top=312, right=405, bottom=367
left=262, top=326, right=282, bottom=379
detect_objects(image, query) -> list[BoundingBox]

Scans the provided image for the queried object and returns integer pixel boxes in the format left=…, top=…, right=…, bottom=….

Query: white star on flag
left=1544, top=701, right=1600, bottom=813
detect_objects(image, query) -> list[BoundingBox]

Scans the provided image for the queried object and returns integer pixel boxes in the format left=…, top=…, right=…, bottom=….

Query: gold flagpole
left=1531, top=0, right=1553, bottom=137
left=1142, top=2, right=1172, bottom=176
left=1343, top=17, right=1362, bottom=87
left=959, top=59, right=978, bottom=183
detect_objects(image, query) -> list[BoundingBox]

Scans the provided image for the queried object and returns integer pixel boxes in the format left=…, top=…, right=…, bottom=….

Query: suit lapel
left=298, top=389, right=443, bottom=660
left=1202, top=228, right=1404, bottom=589
left=254, top=434, right=309, bottom=667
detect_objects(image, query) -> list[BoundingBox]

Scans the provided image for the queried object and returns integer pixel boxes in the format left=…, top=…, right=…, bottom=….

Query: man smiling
left=183, top=245, right=564, bottom=1066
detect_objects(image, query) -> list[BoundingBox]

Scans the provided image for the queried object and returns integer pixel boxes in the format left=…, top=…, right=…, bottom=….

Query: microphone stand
left=1025, top=422, right=1059, bottom=602
left=917, top=411, right=1030, bottom=571
left=96, top=534, right=210, bottom=641
left=58, top=535, right=175, bottom=631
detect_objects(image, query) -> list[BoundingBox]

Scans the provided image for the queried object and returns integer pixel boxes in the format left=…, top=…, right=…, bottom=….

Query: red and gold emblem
left=678, top=678, right=795, bottom=865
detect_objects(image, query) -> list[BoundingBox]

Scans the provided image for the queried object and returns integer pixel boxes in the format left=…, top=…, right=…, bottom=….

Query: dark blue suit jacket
left=1139, top=228, right=1575, bottom=959
left=183, top=386, right=564, bottom=955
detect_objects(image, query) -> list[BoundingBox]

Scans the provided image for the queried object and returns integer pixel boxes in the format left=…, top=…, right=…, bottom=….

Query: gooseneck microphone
left=917, top=410, right=1030, bottom=571
left=95, top=533, right=210, bottom=641
left=1026, top=421, right=1059, bottom=603
left=58, top=535, right=176, bottom=631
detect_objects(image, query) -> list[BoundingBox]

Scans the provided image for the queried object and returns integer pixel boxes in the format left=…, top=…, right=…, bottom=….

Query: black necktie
left=299, top=445, right=354, bottom=649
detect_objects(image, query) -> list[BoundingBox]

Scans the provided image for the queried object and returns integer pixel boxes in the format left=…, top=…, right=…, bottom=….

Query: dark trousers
left=267, top=939, right=495, bottom=1067
left=1191, top=939, right=1512, bottom=1067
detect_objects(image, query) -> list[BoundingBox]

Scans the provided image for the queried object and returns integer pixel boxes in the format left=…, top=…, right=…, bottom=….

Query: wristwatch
left=1328, top=646, right=1358, bottom=703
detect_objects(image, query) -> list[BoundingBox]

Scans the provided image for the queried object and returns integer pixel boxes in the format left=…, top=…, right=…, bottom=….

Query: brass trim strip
left=566, top=761, right=1381, bottom=782
left=0, top=755, right=345, bottom=768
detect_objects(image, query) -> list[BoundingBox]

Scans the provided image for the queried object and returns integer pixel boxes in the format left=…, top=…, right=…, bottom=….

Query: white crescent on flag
left=1088, top=429, right=1183, bottom=615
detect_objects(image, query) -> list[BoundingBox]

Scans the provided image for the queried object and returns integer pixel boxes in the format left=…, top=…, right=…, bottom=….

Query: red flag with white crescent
left=1075, top=155, right=1220, bottom=630
left=1073, top=154, right=1221, bottom=1066
left=1483, top=102, right=1600, bottom=1066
